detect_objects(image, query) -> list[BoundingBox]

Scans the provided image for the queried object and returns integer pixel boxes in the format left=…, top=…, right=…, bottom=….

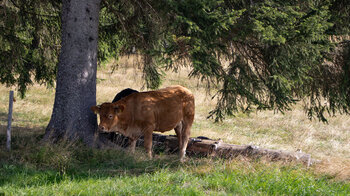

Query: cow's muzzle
left=98, top=125, right=109, bottom=133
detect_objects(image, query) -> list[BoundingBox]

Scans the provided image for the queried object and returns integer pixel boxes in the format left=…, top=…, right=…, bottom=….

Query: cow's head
left=90, top=102, right=125, bottom=132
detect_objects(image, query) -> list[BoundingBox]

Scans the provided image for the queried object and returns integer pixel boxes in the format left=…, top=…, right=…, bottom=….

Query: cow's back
left=120, top=85, right=194, bottom=132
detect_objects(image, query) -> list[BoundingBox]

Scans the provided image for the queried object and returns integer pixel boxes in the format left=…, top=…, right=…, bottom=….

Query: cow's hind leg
left=179, top=123, right=192, bottom=162
left=174, top=122, right=183, bottom=152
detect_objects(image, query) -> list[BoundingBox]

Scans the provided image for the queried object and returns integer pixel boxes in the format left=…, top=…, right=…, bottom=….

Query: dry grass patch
left=317, top=158, right=350, bottom=181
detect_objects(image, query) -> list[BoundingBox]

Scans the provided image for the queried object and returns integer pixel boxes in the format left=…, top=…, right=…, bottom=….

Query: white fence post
left=7, top=90, right=14, bottom=151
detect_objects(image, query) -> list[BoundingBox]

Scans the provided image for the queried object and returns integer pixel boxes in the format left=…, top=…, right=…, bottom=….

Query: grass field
left=1, top=55, right=350, bottom=195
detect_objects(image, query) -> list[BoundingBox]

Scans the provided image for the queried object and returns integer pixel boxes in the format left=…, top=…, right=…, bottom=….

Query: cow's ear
left=114, top=104, right=125, bottom=114
left=90, top=105, right=101, bottom=114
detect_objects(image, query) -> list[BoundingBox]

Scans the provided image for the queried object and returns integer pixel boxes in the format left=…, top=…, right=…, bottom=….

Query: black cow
left=112, top=88, right=139, bottom=103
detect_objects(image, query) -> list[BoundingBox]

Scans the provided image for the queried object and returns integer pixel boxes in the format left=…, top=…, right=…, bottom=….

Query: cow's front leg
left=143, top=130, right=153, bottom=159
left=128, top=138, right=137, bottom=153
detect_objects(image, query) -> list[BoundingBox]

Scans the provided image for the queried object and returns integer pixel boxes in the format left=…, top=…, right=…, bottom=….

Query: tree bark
left=45, top=0, right=101, bottom=144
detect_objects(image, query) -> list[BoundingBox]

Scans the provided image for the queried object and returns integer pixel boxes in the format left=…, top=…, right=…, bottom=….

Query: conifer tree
left=0, top=0, right=349, bottom=142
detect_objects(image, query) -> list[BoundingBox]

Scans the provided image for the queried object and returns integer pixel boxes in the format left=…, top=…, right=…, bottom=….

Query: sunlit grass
left=2, top=164, right=349, bottom=195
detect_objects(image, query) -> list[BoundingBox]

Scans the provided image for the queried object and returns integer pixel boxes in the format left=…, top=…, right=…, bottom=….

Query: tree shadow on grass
left=0, top=126, right=203, bottom=189
left=0, top=154, right=186, bottom=189
left=0, top=125, right=44, bottom=146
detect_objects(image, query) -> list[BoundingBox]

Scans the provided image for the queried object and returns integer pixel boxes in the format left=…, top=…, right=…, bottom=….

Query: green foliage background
left=0, top=0, right=349, bottom=121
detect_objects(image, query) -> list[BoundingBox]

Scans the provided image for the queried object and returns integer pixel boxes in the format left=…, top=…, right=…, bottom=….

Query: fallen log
left=105, top=133, right=316, bottom=166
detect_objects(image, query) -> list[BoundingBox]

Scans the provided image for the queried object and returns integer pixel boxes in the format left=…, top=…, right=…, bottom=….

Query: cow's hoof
left=128, top=148, right=135, bottom=154
left=179, top=157, right=187, bottom=163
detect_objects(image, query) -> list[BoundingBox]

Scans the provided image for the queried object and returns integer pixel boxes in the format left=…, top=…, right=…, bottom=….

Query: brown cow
left=91, top=85, right=195, bottom=161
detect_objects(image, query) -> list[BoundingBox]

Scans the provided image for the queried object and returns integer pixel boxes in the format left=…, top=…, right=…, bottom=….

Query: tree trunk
left=45, top=0, right=101, bottom=144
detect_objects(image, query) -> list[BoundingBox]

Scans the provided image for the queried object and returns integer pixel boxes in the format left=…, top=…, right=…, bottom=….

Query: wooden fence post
left=7, top=91, right=14, bottom=151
